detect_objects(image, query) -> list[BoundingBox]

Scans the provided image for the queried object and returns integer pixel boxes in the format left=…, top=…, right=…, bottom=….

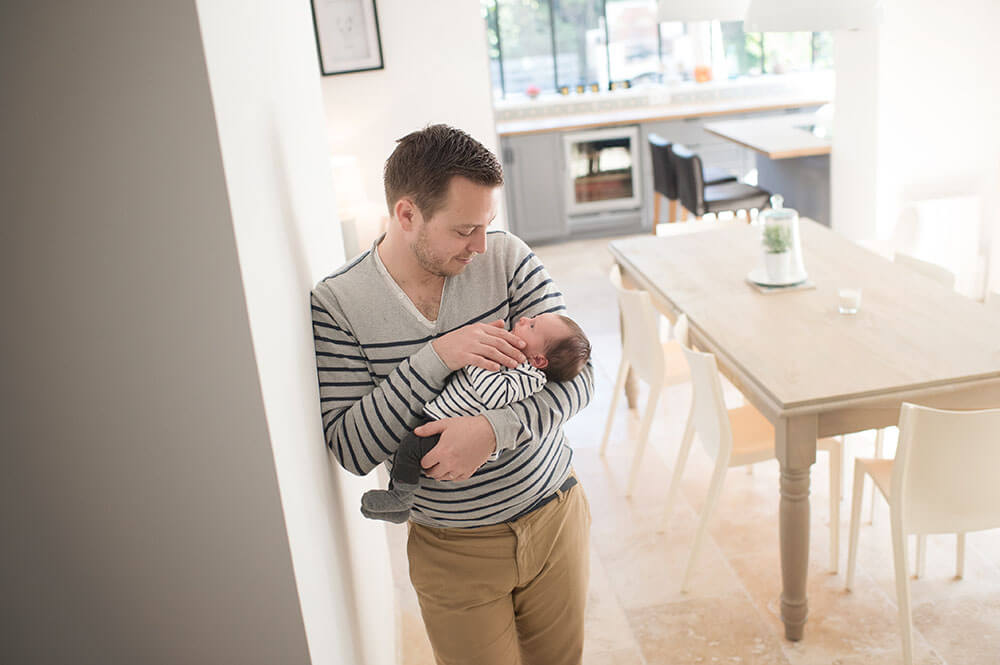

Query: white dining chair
left=985, top=290, right=1000, bottom=313
left=864, top=253, right=959, bottom=525
left=893, top=251, right=957, bottom=290
left=664, top=315, right=844, bottom=591
left=600, top=264, right=689, bottom=496
left=845, top=403, right=1000, bottom=665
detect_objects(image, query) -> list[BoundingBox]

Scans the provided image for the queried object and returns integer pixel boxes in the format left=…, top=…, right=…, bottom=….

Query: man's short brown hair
left=543, top=315, right=592, bottom=383
left=383, top=124, right=504, bottom=220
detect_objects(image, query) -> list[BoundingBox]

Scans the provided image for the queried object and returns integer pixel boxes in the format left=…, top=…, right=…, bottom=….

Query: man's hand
left=432, top=320, right=526, bottom=372
left=417, top=415, right=497, bottom=481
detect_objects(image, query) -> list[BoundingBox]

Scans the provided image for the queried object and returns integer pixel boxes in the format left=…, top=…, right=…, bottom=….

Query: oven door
left=562, top=126, right=642, bottom=216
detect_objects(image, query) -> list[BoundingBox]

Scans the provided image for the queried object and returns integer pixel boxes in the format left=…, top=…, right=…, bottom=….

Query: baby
left=360, top=312, right=592, bottom=524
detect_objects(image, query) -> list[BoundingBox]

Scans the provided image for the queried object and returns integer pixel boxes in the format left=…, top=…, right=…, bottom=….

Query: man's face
left=410, top=176, right=500, bottom=278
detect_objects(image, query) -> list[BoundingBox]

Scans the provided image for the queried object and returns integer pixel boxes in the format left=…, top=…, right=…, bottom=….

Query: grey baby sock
left=360, top=481, right=420, bottom=523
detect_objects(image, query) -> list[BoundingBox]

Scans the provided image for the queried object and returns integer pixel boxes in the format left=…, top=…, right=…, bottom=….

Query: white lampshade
left=657, top=0, right=750, bottom=23
left=744, top=0, right=883, bottom=32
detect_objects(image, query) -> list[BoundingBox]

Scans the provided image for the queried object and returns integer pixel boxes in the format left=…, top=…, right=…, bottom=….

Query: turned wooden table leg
left=775, top=415, right=818, bottom=641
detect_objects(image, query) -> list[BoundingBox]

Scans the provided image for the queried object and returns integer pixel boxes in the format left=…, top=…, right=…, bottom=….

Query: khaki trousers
left=406, top=481, right=591, bottom=665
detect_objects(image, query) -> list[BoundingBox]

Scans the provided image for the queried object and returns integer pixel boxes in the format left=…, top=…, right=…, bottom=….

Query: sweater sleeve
left=311, top=288, right=452, bottom=476
left=462, top=363, right=547, bottom=410
left=479, top=234, right=595, bottom=454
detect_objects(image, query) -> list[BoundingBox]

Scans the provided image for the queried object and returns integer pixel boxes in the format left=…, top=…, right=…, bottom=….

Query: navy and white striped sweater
left=310, top=230, right=594, bottom=528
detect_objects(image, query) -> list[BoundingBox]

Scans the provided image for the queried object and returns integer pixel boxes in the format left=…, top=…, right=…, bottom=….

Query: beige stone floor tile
left=584, top=540, right=644, bottom=657
left=627, top=595, right=792, bottom=665
left=728, top=550, right=943, bottom=665
left=911, top=592, right=1000, bottom=664
left=583, top=647, right=647, bottom=665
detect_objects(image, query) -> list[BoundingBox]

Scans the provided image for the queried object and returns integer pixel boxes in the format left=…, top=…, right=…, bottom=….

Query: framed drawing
left=310, top=0, right=384, bottom=76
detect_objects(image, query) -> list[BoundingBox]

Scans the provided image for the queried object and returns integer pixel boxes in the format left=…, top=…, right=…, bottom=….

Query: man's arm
left=312, top=289, right=451, bottom=476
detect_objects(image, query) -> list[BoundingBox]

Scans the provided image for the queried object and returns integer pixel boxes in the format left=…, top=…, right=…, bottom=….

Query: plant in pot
left=761, top=223, right=794, bottom=282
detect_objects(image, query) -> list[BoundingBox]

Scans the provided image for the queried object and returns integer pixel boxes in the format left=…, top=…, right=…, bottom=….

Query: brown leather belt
left=508, top=475, right=578, bottom=523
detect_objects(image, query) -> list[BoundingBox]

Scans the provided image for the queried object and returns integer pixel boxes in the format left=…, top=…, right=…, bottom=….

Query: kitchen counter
left=495, top=93, right=831, bottom=137
left=703, top=112, right=831, bottom=159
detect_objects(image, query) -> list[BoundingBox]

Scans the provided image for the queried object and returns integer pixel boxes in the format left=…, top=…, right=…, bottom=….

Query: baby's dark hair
left=543, top=315, right=592, bottom=382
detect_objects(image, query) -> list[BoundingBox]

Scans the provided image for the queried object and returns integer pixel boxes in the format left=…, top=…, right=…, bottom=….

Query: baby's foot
left=361, top=488, right=411, bottom=514
left=360, top=505, right=410, bottom=524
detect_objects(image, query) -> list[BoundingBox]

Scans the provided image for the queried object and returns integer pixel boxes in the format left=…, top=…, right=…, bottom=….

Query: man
left=311, top=124, right=593, bottom=665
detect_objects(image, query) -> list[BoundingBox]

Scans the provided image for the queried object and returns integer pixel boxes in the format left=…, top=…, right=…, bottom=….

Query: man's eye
left=530, top=323, right=534, bottom=329
left=457, top=229, right=474, bottom=237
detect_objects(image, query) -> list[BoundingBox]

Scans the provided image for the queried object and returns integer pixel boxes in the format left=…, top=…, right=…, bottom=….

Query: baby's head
left=513, top=313, right=591, bottom=382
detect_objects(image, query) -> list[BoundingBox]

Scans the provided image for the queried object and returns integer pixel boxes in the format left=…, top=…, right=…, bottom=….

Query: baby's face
left=513, top=313, right=568, bottom=365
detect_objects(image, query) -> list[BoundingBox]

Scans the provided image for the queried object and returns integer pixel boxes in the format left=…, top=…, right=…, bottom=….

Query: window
left=482, top=0, right=832, bottom=99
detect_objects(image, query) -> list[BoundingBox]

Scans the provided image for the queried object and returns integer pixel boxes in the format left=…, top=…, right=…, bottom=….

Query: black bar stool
left=649, top=134, right=736, bottom=233
left=670, top=144, right=771, bottom=220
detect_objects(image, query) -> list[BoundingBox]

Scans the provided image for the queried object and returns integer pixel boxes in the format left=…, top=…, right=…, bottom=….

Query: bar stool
left=670, top=144, right=771, bottom=220
left=649, top=134, right=736, bottom=233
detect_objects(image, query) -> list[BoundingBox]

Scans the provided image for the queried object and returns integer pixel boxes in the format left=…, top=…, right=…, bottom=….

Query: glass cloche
left=757, top=194, right=806, bottom=285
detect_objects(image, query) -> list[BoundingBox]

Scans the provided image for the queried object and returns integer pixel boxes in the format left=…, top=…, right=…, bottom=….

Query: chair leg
left=827, top=441, right=842, bottom=574
left=956, top=532, right=965, bottom=579
left=599, top=359, right=629, bottom=458
left=868, top=428, right=885, bottom=524
left=846, top=459, right=868, bottom=590
left=915, top=535, right=926, bottom=579
left=663, top=403, right=696, bottom=534
left=668, top=198, right=677, bottom=223
left=890, top=509, right=915, bottom=665
left=626, top=382, right=662, bottom=497
left=653, top=195, right=661, bottom=234
left=681, top=460, right=728, bottom=594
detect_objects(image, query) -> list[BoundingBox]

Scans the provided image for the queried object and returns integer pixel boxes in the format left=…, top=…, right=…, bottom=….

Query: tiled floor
left=390, top=234, right=1000, bottom=665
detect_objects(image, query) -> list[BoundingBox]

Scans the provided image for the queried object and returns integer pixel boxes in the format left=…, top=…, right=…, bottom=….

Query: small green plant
left=762, top=224, right=792, bottom=253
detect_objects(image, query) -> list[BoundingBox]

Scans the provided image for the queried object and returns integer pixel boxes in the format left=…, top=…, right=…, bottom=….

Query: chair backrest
left=674, top=314, right=733, bottom=464
left=669, top=144, right=705, bottom=217
left=892, top=403, right=1000, bottom=535
left=648, top=133, right=678, bottom=200
left=894, top=252, right=957, bottom=290
left=609, top=265, right=665, bottom=386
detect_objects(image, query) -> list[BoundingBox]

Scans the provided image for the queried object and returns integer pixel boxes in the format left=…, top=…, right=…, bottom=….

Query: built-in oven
left=562, top=126, right=642, bottom=218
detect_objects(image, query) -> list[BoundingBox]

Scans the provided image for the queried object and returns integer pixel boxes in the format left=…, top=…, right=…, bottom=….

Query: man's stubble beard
left=412, top=225, right=463, bottom=278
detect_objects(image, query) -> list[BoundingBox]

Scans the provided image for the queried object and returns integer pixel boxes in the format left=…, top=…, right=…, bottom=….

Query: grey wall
left=0, top=3, right=316, bottom=663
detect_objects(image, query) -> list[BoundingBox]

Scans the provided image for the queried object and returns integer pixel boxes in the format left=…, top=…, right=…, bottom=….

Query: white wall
left=0, top=2, right=372, bottom=663
left=195, top=1, right=396, bottom=665
left=319, top=0, right=503, bottom=247
left=832, top=0, right=1000, bottom=295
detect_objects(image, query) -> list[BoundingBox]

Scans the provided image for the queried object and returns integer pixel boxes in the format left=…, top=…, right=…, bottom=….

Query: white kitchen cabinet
left=500, top=133, right=568, bottom=244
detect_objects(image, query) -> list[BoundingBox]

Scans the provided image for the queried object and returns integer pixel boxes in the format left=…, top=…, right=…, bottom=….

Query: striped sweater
left=311, top=230, right=594, bottom=528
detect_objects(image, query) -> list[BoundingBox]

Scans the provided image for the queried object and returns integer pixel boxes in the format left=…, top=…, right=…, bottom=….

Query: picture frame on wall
left=310, top=0, right=384, bottom=76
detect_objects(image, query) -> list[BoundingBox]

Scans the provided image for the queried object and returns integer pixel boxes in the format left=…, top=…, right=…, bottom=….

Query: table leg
left=775, top=414, right=818, bottom=641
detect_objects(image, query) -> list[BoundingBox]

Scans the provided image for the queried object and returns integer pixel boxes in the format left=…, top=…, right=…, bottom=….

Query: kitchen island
left=704, top=112, right=831, bottom=226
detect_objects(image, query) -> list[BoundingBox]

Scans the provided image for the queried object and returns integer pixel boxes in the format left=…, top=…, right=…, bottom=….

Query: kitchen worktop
left=703, top=112, right=831, bottom=159
left=495, top=92, right=831, bottom=137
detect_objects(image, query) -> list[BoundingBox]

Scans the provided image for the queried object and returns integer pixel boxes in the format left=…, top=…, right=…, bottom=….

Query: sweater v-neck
left=373, top=238, right=447, bottom=332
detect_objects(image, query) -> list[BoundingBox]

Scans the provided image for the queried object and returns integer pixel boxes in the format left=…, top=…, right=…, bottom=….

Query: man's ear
left=529, top=354, right=548, bottom=369
left=394, top=198, right=420, bottom=231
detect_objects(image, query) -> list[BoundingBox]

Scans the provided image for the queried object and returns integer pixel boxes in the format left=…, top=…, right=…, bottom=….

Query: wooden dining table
left=609, top=219, right=1000, bottom=641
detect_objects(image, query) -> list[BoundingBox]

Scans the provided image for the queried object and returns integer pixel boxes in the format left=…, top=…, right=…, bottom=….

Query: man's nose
left=469, top=228, right=487, bottom=255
